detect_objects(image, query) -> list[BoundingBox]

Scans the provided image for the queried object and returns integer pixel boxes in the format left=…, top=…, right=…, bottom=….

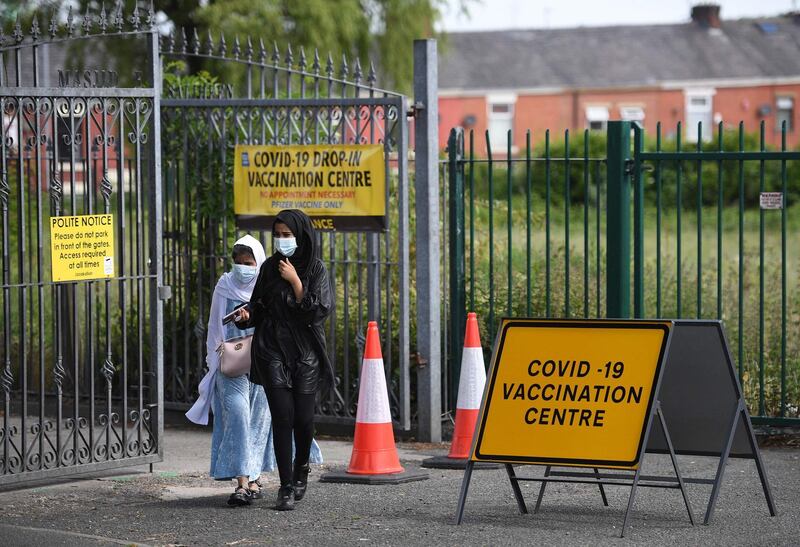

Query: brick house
left=438, top=4, right=800, bottom=153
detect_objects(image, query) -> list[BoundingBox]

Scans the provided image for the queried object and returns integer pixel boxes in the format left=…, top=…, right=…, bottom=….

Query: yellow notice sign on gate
left=50, top=214, right=115, bottom=282
left=472, top=319, right=670, bottom=469
left=233, top=144, right=386, bottom=231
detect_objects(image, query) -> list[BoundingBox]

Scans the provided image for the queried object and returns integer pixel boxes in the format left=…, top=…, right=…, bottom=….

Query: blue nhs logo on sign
left=241, top=151, right=250, bottom=167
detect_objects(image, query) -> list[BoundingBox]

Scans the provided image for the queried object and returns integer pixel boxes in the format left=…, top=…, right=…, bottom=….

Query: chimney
left=691, top=4, right=722, bottom=29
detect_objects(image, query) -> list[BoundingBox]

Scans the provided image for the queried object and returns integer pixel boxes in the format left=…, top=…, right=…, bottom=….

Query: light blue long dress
left=209, top=296, right=322, bottom=481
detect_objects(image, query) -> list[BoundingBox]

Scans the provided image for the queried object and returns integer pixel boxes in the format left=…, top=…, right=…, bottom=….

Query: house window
left=776, top=97, right=794, bottom=132
left=620, top=106, right=645, bottom=123
left=685, top=90, right=714, bottom=142
left=487, top=93, right=516, bottom=151
left=585, top=106, right=609, bottom=131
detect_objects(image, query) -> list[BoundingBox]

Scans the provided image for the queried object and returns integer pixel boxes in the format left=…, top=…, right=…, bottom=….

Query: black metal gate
left=159, top=32, right=412, bottom=430
left=0, top=9, right=163, bottom=485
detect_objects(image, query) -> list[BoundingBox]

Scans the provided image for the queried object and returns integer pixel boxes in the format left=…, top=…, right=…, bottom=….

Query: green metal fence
left=445, top=121, right=799, bottom=427
left=443, top=127, right=607, bottom=413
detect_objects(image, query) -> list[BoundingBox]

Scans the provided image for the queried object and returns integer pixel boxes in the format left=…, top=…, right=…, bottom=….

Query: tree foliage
left=191, top=0, right=448, bottom=93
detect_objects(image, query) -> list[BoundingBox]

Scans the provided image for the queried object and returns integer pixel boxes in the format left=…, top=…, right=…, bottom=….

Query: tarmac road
left=0, top=425, right=797, bottom=546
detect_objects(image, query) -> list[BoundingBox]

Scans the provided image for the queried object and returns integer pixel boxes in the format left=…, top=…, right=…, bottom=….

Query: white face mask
left=275, top=236, right=297, bottom=257
left=232, top=264, right=258, bottom=284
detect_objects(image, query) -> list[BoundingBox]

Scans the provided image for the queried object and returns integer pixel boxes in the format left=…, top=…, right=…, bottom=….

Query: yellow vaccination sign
left=50, top=214, right=115, bottom=283
left=472, top=319, right=670, bottom=468
left=233, top=144, right=386, bottom=232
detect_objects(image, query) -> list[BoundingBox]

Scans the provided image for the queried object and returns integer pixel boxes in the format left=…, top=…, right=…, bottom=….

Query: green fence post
left=448, top=128, right=466, bottom=410
left=606, top=121, right=632, bottom=318
left=632, top=123, right=645, bottom=318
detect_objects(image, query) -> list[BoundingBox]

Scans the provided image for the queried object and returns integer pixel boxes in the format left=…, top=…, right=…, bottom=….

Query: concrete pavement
left=0, top=424, right=797, bottom=546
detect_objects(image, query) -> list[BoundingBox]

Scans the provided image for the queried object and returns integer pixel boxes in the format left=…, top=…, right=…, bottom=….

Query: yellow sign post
left=455, top=319, right=697, bottom=538
left=233, top=144, right=386, bottom=231
left=50, top=214, right=115, bottom=282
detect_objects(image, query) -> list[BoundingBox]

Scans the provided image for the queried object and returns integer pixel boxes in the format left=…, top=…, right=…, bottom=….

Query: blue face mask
left=275, top=236, right=297, bottom=257
left=232, top=264, right=258, bottom=284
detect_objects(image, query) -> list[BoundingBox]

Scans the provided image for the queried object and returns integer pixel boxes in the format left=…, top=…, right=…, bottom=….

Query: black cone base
left=319, top=468, right=429, bottom=485
left=421, top=456, right=500, bottom=470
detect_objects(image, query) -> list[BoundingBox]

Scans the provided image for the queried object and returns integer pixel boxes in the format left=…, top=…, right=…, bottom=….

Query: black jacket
left=242, top=257, right=334, bottom=393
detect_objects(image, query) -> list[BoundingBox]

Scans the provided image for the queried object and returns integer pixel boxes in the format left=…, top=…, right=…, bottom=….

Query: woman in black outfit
left=237, top=209, right=333, bottom=511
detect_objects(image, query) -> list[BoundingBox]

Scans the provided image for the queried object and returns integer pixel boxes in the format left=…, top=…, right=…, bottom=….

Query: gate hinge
left=158, top=285, right=172, bottom=301
left=624, top=159, right=654, bottom=176
left=624, top=159, right=635, bottom=176
left=408, top=102, right=425, bottom=118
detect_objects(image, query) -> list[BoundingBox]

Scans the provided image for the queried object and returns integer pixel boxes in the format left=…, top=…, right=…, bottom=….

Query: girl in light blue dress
left=187, top=234, right=322, bottom=506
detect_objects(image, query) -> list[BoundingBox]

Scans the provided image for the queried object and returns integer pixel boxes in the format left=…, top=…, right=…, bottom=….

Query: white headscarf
left=185, top=234, right=266, bottom=425
left=212, top=234, right=267, bottom=302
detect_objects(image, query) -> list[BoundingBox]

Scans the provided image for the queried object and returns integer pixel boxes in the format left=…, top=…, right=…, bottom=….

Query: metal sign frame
left=643, top=320, right=776, bottom=523
left=456, top=318, right=778, bottom=537
left=455, top=319, right=694, bottom=538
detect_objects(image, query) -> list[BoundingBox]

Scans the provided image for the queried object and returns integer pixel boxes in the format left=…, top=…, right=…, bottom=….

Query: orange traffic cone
left=320, top=321, right=427, bottom=484
left=347, top=321, right=403, bottom=474
left=423, top=312, right=497, bottom=470
left=447, top=312, right=486, bottom=458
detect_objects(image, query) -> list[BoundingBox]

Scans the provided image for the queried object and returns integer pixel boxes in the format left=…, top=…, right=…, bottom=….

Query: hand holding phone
left=222, top=304, right=249, bottom=325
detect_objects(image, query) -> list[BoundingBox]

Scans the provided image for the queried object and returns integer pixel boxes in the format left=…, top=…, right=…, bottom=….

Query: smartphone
left=222, top=303, right=249, bottom=325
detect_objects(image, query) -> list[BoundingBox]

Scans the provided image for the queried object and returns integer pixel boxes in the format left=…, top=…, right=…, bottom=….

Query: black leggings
left=264, top=385, right=316, bottom=487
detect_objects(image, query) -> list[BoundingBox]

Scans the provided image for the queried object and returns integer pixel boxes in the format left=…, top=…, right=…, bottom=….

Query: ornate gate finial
left=312, top=48, right=321, bottom=75
left=368, top=60, right=377, bottom=88
left=30, top=13, right=41, bottom=43
left=13, top=16, right=24, bottom=43
left=129, top=3, right=141, bottom=31
left=147, top=1, right=157, bottom=28
left=82, top=5, right=93, bottom=34
left=271, top=41, right=280, bottom=66
left=233, top=35, right=241, bottom=60
left=204, top=28, right=214, bottom=55
left=246, top=36, right=253, bottom=62
left=49, top=10, right=59, bottom=39
left=298, top=46, right=307, bottom=72
left=218, top=32, right=227, bottom=57
left=66, top=6, right=75, bottom=37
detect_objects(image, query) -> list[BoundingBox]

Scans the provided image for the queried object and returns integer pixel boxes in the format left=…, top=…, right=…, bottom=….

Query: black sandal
left=227, top=485, right=252, bottom=507
left=248, top=479, right=264, bottom=500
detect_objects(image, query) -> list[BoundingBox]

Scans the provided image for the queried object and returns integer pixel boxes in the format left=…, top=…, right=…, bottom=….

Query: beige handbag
left=218, top=335, right=253, bottom=377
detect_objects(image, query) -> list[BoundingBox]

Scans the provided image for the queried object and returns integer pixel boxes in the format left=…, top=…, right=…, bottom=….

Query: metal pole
left=606, top=121, right=631, bottom=318
left=398, top=96, right=411, bottom=431
left=147, top=29, right=165, bottom=462
left=414, top=39, right=441, bottom=442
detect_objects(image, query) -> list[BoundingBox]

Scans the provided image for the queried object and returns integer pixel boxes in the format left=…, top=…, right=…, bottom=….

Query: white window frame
left=619, top=105, right=645, bottom=123
left=685, top=88, right=715, bottom=142
left=585, top=105, right=609, bottom=132
left=776, top=96, right=794, bottom=132
left=487, top=92, right=516, bottom=153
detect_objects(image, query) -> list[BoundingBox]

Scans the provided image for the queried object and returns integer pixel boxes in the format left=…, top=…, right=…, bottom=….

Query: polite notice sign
left=50, top=214, right=115, bottom=282
left=233, top=144, right=386, bottom=232
left=471, top=319, right=670, bottom=468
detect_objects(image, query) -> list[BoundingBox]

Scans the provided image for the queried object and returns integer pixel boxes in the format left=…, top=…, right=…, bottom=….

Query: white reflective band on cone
left=456, top=347, right=486, bottom=410
left=355, top=358, right=392, bottom=424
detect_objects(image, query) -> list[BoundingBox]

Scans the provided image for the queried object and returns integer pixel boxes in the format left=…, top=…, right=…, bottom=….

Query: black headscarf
left=256, top=209, right=319, bottom=304
left=272, top=209, right=318, bottom=277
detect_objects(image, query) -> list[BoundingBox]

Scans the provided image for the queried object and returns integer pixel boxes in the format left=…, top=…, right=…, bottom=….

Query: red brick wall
left=438, top=96, right=487, bottom=153
left=437, top=84, right=800, bottom=153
